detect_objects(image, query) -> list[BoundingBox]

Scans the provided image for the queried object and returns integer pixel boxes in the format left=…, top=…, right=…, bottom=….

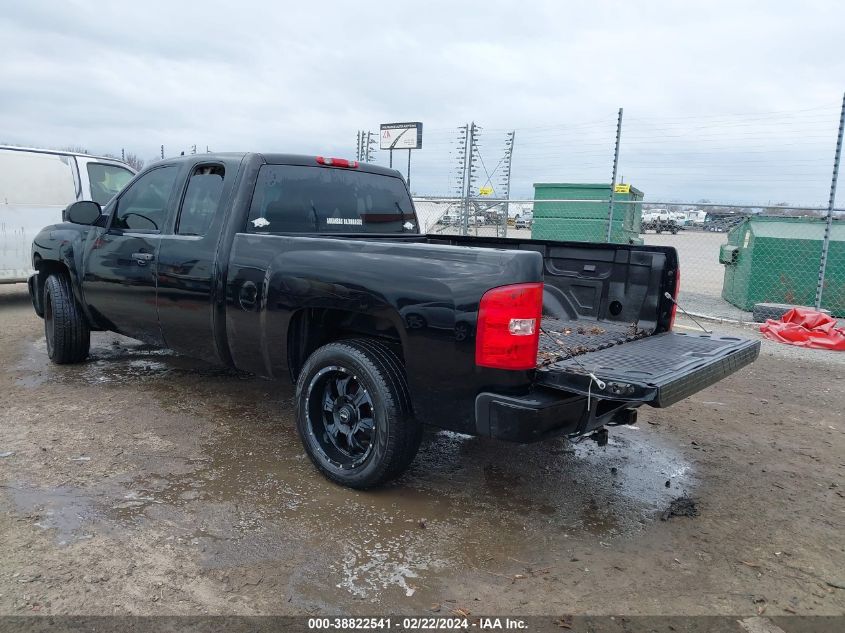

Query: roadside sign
left=479, top=186, right=493, bottom=196
left=380, top=122, right=423, bottom=150
left=614, top=184, right=631, bottom=194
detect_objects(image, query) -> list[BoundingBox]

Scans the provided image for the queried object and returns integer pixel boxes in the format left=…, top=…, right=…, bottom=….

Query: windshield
left=247, top=164, right=418, bottom=234
left=87, top=162, right=134, bottom=206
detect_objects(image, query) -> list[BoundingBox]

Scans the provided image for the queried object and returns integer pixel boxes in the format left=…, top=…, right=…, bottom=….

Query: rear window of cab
left=246, top=164, right=418, bottom=234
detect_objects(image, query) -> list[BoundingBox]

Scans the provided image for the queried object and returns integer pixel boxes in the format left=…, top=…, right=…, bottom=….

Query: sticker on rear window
left=326, top=218, right=363, bottom=225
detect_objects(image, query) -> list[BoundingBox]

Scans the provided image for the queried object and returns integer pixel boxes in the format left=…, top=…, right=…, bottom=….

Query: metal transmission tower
left=453, top=125, right=469, bottom=233
left=365, top=131, right=377, bottom=163
left=355, top=130, right=367, bottom=162
left=497, top=131, right=516, bottom=237
left=354, top=130, right=376, bottom=162
left=464, top=122, right=480, bottom=235
left=453, top=125, right=469, bottom=197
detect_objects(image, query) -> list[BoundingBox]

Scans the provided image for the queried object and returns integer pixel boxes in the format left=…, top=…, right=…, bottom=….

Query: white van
left=0, top=146, right=135, bottom=283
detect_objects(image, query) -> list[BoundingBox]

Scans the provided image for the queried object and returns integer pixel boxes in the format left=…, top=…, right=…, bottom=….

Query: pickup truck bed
left=537, top=317, right=652, bottom=366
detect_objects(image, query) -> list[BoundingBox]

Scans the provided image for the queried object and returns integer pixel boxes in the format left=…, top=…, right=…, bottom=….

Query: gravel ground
left=0, top=283, right=843, bottom=617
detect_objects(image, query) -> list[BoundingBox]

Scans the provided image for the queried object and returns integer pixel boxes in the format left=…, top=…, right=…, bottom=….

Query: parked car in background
left=642, top=210, right=679, bottom=234
left=0, top=146, right=135, bottom=283
left=515, top=216, right=532, bottom=229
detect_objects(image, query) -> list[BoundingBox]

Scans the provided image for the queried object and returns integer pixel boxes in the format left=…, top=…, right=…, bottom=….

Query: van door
left=0, top=148, right=77, bottom=282
left=82, top=164, right=181, bottom=344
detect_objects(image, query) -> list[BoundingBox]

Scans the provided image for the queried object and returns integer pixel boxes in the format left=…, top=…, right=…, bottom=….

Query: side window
left=247, top=165, right=316, bottom=233
left=176, top=165, right=225, bottom=236
left=87, top=163, right=134, bottom=206
left=112, top=166, right=178, bottom=231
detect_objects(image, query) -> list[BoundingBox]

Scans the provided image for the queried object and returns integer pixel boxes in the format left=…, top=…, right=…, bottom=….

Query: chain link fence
left=413, top=196, right=845, bottom=323
left=402, top=100, right=845, bottom=324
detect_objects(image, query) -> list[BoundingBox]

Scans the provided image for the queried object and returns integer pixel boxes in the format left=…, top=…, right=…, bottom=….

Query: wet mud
left=0, top=285, right=843, bottom=615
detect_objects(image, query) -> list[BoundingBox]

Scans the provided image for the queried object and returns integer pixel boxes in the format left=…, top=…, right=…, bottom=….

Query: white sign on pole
left=379, top=122, right=423, bottom=150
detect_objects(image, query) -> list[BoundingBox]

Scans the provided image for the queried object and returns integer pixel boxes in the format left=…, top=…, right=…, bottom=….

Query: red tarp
left=760, top=308, right=845, bottom=351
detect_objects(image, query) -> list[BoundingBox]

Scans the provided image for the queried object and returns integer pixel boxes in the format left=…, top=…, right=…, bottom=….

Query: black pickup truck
left=28, top=153, right=759, bottom=488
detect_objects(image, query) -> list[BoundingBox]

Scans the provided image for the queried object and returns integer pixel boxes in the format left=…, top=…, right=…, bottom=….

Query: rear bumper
left=475, top=388, right=637, bottom=443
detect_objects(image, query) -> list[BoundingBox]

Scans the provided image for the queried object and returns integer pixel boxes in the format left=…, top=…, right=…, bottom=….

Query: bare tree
left=123, top=152, right=145, bottom=171
left=61, top=145, right=90, bottom=154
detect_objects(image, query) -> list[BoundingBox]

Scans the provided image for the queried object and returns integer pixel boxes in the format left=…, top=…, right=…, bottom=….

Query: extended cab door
left=156, top=160, right=234, bottom=363
left=82, top=164, right=182, bottom=344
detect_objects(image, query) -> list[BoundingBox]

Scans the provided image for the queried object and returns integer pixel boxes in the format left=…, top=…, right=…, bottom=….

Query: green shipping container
left=720, top=217, right=845, bottom=317
left=531, top=182, right=643, bottom=244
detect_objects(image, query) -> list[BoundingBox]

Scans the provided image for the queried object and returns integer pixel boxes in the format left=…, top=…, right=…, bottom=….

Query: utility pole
left=500, top=131, right=515, bottom=237
left=121, top=148, right=125, bottom=161
left=815, top=92, right=845, bottom=310
left=454, top=124, right=469, bottom=234
left=460, top=123, right=478, bottom=236
left=465, top=122, right=480, bottom=235
left=160, top=145, right=164, bottom=159
left=356, top=131, right=361, bottom=161
left=605, top=108, right=623, bottom=243
left=366, top=131, right=376, bottom=163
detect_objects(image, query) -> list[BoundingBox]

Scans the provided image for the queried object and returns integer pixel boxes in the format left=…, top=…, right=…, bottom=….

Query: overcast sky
left=1, top=0, right=843, bottom=205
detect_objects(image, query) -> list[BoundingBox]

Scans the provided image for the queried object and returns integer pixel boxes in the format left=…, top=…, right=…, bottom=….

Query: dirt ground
left=0, top=283, right=843, bottom=617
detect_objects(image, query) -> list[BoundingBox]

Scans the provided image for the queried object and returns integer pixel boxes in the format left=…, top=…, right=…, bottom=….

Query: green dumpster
left=531, top=183, right=643, bottom=244
left=721, top=216, right=845, bottom=317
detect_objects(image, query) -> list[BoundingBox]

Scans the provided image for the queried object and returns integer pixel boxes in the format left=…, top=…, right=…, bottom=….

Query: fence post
left=606, top=108, right=623, bottom=243
left=815, top=92, right=845, bottom=310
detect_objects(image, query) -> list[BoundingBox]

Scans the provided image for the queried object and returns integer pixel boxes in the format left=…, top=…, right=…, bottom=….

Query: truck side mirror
left=65, top=201, right=102, bottom=225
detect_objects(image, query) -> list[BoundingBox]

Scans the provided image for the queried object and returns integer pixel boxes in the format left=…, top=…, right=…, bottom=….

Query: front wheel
left=295, top=338, right=421, bottom=489
left=44, top=274, right=90, bottom=364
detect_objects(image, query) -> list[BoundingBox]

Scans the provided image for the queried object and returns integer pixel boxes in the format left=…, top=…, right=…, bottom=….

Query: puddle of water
left=13, top=334, right=249, bottom=389
left=8, top=329, right=697, bottom=601
left=6, top=484, right=100, bottom=546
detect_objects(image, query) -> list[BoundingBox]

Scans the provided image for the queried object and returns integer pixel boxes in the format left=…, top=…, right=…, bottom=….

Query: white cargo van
left=0, top=146, right=135, bottom=283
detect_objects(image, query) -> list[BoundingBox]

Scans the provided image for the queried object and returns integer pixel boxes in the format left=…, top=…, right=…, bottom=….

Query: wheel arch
left=30, top=256, right=71, bottom=318
left=287, top=307, right=406, bottom=383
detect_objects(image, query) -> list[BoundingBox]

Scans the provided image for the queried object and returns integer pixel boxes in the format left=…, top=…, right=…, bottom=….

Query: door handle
left=131, top=252, right=154, bottom=266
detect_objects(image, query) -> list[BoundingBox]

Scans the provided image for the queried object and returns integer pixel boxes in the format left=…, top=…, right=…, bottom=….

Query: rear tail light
left=669, top=268, right=681, bottom=329
left=316, top=156, right=359, bottom=168
left=476, top=282, right=543, bottom=370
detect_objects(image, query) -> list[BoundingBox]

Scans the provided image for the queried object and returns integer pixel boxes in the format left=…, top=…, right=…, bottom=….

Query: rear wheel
left=295, top=338, right=421, bottom=489
left=44, top=274, right=90, bottom=364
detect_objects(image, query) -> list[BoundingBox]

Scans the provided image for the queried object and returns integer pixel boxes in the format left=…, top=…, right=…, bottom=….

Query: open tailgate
left=535, top=332, right=760, bottom=408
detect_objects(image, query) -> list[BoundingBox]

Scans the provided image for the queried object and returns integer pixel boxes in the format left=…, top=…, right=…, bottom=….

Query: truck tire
left=295, top=338, right=421, bottom=489
left=44, top=274, right=90, bottom=364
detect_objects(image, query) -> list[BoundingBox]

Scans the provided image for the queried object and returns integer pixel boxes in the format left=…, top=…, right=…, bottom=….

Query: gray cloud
left=1, top=0, right=842, bottom=204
